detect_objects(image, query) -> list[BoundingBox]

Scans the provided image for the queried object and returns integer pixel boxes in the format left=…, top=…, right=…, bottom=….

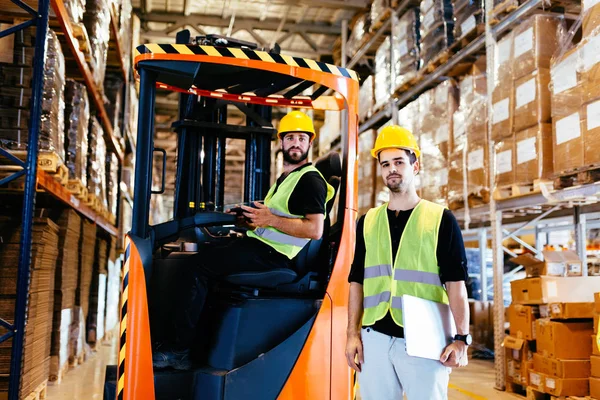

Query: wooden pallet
left=393, top=73, right=420, bottom=96
left=68, top=351, right=85, bottom=369
left=23, top=380, right=47, bottom=400
left=86, top=193, right=102, bottom=212
left=554, top=164, right=600, bottom=189
left=67, top=179, right=88, bottom=200
left=490, top=0, right=521, bottom=25
left=452, top=23, right=485, bottom=51
left=493, top=180, right=554, bottom=200
left=422, top=49, right=451, bottom=74
left=370, top=8, right=392, bottom=33
left=506, top=380, right=527, bottom=396
left=48, top=361, right=69, bottom=385
left=70, top=25, right=92, bottom=61
left=0, top=150, right=68, bottom=185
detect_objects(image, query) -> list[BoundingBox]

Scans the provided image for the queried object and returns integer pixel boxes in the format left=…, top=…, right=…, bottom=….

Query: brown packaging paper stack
left=515, top=123, right=553, bottom=184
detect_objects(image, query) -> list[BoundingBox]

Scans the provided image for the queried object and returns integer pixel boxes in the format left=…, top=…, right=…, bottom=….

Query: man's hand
left=440, top=341, right=468, bottom=367
left=345, top=332, right=364, bottom=372
left=241, top=202, right=274, bottom=228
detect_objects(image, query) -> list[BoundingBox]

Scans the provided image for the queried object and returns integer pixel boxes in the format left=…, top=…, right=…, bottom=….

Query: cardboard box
left=539, top=302, right=596, bottom=319
left=533, top=353, right=590, bottom=378
left=544, top=376, right=590, bottom=397
left=509, top=304, right=538, bottom=340
left=465, top=102, right=488, bottom=145
left=550, top=46, right=583, bottom=119
left=596, top=292, right=600, bottom=312
left=594, top=335, right=600, bottom=356
left=512, top=15, right=563, bottom=80
left=495, top=137, right=515, bottom=186
left=467, top=141, right=489, bottom=197
left=592, top=355, right=600, bottom=377
left=514, top=68, right=551, bottom=132
left=510, top=276, right=600, bottom=305
left=580, top=33, right=600, bottom=103
left=591, top=376, right=600, bottom=399
left=553, top=111, right=584, bottom=174
left=536, top=319, right=593, bottom=359
left=505, top=336, right=533, bottom=386
left=582, top=99, right=600, bottom=167
left=510, top=250, right=582, bottom=278
left=583, top=2, right=600, bottom=38
left=495, top=31, right=513, bottom=82
left=447, top=149, right=465, bottom=207
left=514, top=123, right=553, bottom=184
left=492, top=82, right=514, bottom=142
left=595, top=313, right=599, bottom=334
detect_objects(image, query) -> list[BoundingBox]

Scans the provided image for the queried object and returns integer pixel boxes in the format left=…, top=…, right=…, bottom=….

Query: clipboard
left=401, top=294, right=456, bottom=360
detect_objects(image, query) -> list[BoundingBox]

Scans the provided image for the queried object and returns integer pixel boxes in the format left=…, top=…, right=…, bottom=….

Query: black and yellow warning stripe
left=134, top=44, right=359, bottom=82
left=117, top=239, right=131, bottom=400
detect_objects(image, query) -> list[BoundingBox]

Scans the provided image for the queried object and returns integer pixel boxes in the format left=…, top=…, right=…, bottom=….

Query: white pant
left=358, top=328, right=450, bottom=400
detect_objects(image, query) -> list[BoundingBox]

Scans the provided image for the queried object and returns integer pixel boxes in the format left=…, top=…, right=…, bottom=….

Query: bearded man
left=153, top=111, right=334, bottom=370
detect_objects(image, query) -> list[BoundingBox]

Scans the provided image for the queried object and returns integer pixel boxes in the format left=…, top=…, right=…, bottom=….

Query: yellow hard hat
left=371, top=125, right=421, bottom=159
left=278, top=111, right=316, bottom=141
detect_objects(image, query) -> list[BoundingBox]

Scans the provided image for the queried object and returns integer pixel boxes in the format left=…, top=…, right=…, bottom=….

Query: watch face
left=465, top=334, right=473, bottom=345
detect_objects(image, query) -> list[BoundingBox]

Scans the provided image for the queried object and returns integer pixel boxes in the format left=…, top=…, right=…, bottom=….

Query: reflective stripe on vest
left=247, top=165, right=335, bottom=260
left=362, top=200, right=448, bottom=327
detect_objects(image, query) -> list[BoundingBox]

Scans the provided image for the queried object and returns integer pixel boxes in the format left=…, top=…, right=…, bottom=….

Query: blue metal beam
left=0, top=170, right=26, bottom=187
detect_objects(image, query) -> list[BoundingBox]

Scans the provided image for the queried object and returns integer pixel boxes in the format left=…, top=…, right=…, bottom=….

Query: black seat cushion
left=224, top=268, right=298, bottom=288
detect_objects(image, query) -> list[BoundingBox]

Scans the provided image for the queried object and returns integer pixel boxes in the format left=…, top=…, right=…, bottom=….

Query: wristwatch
left=454, top=334, right=472, bottom=346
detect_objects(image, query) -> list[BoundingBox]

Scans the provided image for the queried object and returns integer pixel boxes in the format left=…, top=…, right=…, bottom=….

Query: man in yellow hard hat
left=344, top=125, right=470, bottom=399
left=153, top=110, right=334, bottom=369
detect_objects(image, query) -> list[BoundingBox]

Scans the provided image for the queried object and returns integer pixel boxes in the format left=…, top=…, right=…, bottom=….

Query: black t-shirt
left=348, top=206, right=468, bottom=338
left=274, top=163, right=327, bottom=216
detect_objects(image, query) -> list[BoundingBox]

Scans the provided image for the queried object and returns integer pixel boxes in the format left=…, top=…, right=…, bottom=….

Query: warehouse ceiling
left=133, top=0, right=365, bottom=59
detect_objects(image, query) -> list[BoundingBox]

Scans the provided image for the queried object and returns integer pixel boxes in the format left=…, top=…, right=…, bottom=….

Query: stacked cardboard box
left=453, top=0, right=484, bottom=40
left=470, top=300, right=494, bottom=350
left=508, top=251, right=600, bottom=395
left=88, top=118, right=108, bottom=208
left=83, top=0, right=111, bottom=90
left=591, top=292, right=600, bottom=399
left=49, top=210, right=81, bottom=381
left=374, top=37, right=392, bottom=110
left=579, top=28, right=600, bottom=171
left=358, top=130, right=376, bottom=216
left=0, top=218, right=58, bottom=398
left=64, top=80, right=90, bottom=186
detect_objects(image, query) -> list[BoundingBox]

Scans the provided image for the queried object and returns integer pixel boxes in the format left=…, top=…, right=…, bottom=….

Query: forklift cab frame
left=115, top=37, right=359, bottom=400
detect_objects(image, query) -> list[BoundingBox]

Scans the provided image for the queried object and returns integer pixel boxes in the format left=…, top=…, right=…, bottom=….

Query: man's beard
left=283, top=147, right=309, bottom=164
left=386, top=174, right=406, bottom=193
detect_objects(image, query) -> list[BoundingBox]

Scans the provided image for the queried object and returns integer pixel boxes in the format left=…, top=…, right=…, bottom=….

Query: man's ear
left=413, top=159, right=420, bottom=175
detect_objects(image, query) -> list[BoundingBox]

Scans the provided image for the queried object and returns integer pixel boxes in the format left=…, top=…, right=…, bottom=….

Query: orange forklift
left=104, top=32, right=359, bottom=400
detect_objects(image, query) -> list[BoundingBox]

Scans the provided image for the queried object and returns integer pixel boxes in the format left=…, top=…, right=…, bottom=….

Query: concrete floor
left=46, top=339, right=517, bottom=400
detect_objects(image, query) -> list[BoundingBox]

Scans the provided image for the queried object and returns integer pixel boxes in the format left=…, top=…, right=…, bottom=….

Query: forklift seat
left=224, top=152, right=342, bottom=290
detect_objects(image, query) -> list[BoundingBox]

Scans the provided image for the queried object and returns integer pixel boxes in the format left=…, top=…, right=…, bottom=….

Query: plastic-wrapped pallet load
left=87, top=117, right=108, bottom=209
left=463, top=75, right=488, bottom=145
left=104, top=74, right=124, bottom=137
left=583, top=0, right=600, bottom=39
left=512, top=15, right=565, bottom=80
left=553, top=111, right=584, bottom=174
left=398, top=99, right=420, bottom=136
left=420, top=132, right=449, bottom=206
left=371, top=0, right=391, bottom=31
left=393, top=9, right=420, bottom=90
left=550, top=46, right=583, bottom=119
left=420, top=0, right=454, bottom=68
left=87, top=235, right=108, bottom=345
left=0, top=218, right=59, bottom=398
left=491, top=35, right=513, bottom=143
left=467, top=140, right=490, bottom=204
left=118, top=0, right=133, bottom=73
left=64, top=79, right=90, bottom=187
left=453, top=0, right=484, bottom=40
left=359, top=75, right=374, bottom=122
left=358, top=130, right=376, bottom=216
left=0, top=29, right=66, bottom=164
left=83, top=0, right=111, bottom=89
left=318, top=110, right=341, bottom=156
left=64, top=0, right=86, bottom=25
left=447, top=134, right=466, bottom=210
left=374, top=37, right=392, bottom=110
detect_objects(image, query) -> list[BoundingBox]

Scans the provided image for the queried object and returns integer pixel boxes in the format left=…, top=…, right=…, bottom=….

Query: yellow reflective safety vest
left=362, top=200, right=449, bottom=327
left=247, top=165, right=335, bottom=260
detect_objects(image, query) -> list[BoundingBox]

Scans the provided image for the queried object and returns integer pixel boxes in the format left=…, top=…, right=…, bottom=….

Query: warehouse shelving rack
left=0, top=0, right=128, bottom=396
left=350, top=0, right=594, bottom=390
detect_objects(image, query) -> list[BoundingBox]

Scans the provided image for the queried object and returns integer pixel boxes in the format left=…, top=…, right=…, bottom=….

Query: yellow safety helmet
left=371, top=125, right=421, bottom=159
left=277, top=111, right=316, bottom=141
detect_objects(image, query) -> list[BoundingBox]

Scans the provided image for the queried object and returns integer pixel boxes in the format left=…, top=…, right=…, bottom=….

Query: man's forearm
left=347, top=282, right=364, bottom=336
left=446, top=281, right=469, bottom=335
left=268, top=214, right=323, bottom=240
